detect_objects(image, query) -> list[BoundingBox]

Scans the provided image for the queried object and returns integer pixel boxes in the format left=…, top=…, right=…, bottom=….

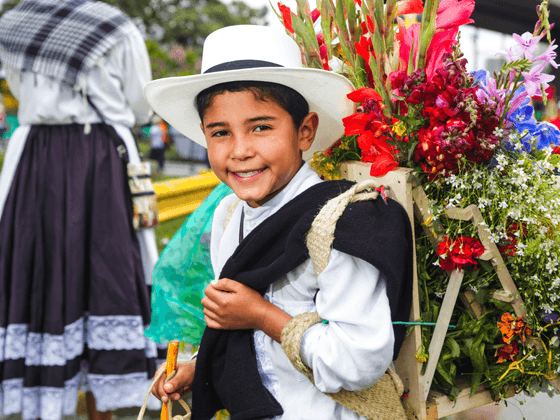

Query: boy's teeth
left=236, top=170, right=260, bottom=177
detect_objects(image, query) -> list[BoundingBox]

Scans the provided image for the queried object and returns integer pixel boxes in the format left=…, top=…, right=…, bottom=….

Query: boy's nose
left=231, top=135, right=254, bottom=160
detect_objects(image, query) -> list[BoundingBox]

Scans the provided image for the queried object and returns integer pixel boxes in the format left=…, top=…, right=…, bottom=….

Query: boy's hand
left=202, top=278, right=265, bottom=330
left=151, top=360, right=196, bottom=403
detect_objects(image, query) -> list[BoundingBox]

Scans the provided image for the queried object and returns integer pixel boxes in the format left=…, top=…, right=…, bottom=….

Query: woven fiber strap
left=281, top=313, right=406, bottom=420
left=306, top=179, right=382, bottom=276
left=282, top=179, right=407, bottom=420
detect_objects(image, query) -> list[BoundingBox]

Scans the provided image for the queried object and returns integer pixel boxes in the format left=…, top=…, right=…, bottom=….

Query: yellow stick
left=161, top=340, right=180, bottom=420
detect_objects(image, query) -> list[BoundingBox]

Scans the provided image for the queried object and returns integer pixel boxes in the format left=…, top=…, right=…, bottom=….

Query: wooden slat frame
left=339, top=162, right=537, bottom=419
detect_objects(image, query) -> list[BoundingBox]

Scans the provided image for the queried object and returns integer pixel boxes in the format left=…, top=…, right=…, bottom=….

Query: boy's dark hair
left=196, top=81, right=310, bottom=129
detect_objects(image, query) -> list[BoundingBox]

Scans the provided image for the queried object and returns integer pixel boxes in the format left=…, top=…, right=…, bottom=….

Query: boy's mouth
left=231, top=168, right=266, bottom=180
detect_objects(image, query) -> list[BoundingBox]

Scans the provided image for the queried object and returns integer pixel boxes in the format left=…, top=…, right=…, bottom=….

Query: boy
left=144, top=25, right=413, bottom=420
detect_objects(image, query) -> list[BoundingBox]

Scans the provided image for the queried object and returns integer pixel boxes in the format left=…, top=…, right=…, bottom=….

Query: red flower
left=311, top=8, right=320, bottom=23
left=366, top=15, right=375, bottom=34
left=369, top=152, right=399, bottom=176
left=397, top=0, right=424, bottom=16
left=496, top=341, right=519, bottom=363
left=499, top=244, right=517, bottom=257
left=278, top=3, right=294, bottom=34
left=436, top=0, right=475, bottom=30
left=343, top=88, right=398, bottom=177
left=553, top=146, right=560, bottom=154
left=437, top=236, right=485, bottom=271
left=347, top=87, right=383, bottom=103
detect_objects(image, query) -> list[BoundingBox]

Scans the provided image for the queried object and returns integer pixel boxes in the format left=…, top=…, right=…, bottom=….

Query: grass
left=154, top=213, right=189, bottom=254
left=0, top=149, right=189, bottom=255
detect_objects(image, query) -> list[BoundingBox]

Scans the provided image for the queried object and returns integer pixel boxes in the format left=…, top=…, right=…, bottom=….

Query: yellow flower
left=393, top=121, right=406, bottom=137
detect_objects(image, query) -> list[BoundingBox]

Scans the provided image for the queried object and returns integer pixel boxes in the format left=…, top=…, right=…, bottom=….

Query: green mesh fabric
left=145, top=182, right=233, bottom=344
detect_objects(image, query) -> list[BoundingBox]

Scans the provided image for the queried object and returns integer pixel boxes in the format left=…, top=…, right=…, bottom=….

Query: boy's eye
left=212, top=130, right=229, bottom=137
left=254, top=125, right=271, bottom=132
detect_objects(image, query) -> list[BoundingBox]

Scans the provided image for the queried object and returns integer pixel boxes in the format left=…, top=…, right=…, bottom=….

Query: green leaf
left=408, top=140, right=419, bottom=161
left=478, top=259, right=494, bottom=273
left=436, top=362, right=455, bottom=388
left=445, top=337, right=461, bottom=359
left=475, top=288, right=489, bottom=305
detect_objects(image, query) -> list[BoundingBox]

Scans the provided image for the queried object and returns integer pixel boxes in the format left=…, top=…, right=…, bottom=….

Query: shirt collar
left=242, top=161, right=322, bottom=221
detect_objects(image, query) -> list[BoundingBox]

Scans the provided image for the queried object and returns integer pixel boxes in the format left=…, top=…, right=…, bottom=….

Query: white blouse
left=210, top=162, right=394, bottom=420
left=0, top=26, right=158, bottom=284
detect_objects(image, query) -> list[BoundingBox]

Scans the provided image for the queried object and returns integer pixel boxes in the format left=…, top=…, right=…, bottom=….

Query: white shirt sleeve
left=115, top=28, right=153, bottom=125
left=299, top=249, right=394, bottom=393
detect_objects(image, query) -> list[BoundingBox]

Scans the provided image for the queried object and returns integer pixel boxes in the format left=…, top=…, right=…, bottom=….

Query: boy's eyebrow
left=204, top=116, right=277, bottom=129
left=246, top=116, right=276, bottom=123
left=204, top=121, right=227, bottom=129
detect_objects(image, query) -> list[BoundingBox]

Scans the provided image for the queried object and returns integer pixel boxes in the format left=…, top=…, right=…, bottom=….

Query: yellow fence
left=154, top=170, right=220, bottom=222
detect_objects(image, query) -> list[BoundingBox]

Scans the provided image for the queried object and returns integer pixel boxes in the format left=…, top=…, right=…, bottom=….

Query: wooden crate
left=340, top=162, right=528, bottom=419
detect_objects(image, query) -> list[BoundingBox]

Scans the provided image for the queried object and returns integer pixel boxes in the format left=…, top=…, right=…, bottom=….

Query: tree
left=0, top=0, right=269, bottom=77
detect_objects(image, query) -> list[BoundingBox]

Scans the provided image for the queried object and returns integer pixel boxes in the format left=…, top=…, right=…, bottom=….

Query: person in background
left=149, top=115, right=168, bottom=172
left=0, top=1, right=161, bottom=420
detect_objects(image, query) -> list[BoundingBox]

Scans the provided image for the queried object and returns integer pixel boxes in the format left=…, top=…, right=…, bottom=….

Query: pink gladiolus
left=522, top=61, right=555, bottom=97
left=397, top=0, right=423, bottom=16
left=534, top=41, right=558, bottom=69
left=436, top=0, right=475, bottom=30
left=396, top=21, right=420, bottom=72
left=506, top=32, right=543, bottom=61
left=425, top=28, right=458, bottom=78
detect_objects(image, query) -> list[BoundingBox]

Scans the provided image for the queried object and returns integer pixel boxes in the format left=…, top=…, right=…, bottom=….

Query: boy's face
left=201, top=90, right=318, bottom=208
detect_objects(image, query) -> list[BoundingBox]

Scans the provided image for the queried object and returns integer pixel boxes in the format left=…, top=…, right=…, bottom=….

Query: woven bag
left=128, top=162, right=159, bottom=230
left=280, top=179, right=408, bottom=420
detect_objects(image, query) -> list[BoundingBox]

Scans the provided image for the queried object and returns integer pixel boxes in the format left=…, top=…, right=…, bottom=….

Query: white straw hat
left=143, top=25, right=355, bottom=161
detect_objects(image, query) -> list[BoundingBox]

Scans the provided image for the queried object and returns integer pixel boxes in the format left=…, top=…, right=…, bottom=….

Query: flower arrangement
left=276, top=0, right=560, bottom=403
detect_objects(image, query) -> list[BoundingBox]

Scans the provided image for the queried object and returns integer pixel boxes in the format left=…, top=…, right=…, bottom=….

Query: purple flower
left=540, top=310, right=560, bottom=324
left=522, top=61, right=555, bottom=97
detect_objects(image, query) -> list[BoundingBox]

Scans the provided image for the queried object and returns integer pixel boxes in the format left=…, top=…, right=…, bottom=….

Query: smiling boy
left=144, top=25, right=413, bottom=420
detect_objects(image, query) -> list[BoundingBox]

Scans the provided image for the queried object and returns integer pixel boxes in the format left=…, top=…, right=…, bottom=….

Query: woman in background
left=0, top=1, right=161, bottom=419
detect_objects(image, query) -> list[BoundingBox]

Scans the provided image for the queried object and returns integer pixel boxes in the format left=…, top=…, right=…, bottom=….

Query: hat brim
left=143, top=67, right=355, bottom=161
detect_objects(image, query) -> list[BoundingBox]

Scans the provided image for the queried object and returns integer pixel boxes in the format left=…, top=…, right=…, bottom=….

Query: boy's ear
left=298, top=112, right=319, bottom=152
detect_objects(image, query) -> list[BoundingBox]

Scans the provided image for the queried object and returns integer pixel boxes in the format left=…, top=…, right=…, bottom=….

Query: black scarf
left=192, top=180, right=414, bottom=420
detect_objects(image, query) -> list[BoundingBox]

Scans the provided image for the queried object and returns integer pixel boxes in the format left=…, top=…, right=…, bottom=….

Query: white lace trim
left=0, top=374, right=80, bottom=420
left=0, top=371, right=160, bottom=420
left=1, top=316, right=158, bottom=365
left=86, top=372, right=161, bottom=412
left=87, top=315, right=147, bottom=350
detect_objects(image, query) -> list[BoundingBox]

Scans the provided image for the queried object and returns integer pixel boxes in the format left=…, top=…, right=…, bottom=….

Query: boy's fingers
left=213, top=278, right=237, bottom=291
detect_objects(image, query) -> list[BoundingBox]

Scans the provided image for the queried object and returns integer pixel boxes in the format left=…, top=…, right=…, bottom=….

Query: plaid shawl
left=0, top=0, right=137, bottom=87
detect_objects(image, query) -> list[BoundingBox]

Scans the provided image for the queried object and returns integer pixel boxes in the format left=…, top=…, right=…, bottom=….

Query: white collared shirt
left=210, top=162, right=394, bottom=420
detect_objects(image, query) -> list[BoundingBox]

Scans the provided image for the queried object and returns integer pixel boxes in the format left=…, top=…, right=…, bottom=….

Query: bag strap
left=305, top=179, right=382, bottom=276
left=86, top=94, right=130, bottom=163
